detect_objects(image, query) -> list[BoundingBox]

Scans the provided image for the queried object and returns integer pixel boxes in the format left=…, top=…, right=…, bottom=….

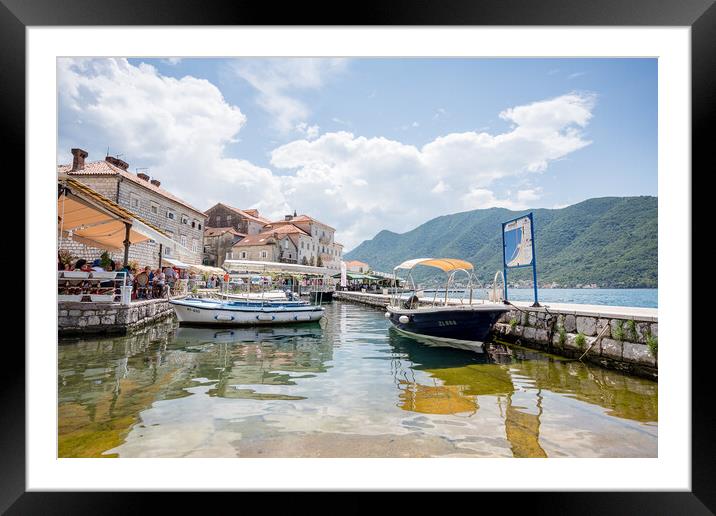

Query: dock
left=58, top=297, right=175, bottom=337
left=333, top=291, right=658, bottom=380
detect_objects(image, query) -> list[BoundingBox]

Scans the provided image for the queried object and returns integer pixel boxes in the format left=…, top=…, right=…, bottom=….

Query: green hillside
left=344, top=197, right=657, bottom=288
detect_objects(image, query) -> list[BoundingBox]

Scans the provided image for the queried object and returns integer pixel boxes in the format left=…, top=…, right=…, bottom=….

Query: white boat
left=170, top=297, right=324, bottom=326
left=219, top=290, right=293, bottom=302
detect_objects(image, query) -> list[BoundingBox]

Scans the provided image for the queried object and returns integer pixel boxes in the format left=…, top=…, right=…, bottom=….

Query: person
left=73, top=259, right=87, bottom=271
left=91, top=259, right=104, bottom=272
left=164, top=266, right=176, bottom=292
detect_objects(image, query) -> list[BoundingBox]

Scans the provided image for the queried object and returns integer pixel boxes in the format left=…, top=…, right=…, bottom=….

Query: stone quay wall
left=333, top=291, right=658, bottom=380
left=494, top=307, right=657, bottom=380
left=58, top=298, right=175, bottom=336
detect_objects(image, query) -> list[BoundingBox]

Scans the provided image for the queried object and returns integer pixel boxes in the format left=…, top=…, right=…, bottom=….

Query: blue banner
left=501, top=212, right=540, bottom=306
left=503, top=215, right=534, bottom=268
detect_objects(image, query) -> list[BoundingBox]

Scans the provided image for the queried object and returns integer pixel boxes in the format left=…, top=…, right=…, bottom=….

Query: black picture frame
left=5, top=0, right=711, bottom=512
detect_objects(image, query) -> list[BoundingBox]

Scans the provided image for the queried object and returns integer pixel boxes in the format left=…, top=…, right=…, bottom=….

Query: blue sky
left=58, top=57, right=657, bottom=249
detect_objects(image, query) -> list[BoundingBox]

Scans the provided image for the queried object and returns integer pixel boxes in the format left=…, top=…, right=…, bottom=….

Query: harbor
left=58, top=302, right=657, bottom=458
left=53, top=57, right=660, bottom=461
left=334, top=291, right=658, bottom=379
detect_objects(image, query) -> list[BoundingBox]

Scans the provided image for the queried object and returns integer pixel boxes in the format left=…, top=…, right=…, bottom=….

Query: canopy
left=58, top=177, right=180, bottom=252
left=331, top=272, right=380, bottom=281
left=223, top=259, right=329, bottom=277
left=163, top=257, right=191, bottom=269
left=394, top=258, right=474, bottom=272
left=189, top=264, right=226, bottom=275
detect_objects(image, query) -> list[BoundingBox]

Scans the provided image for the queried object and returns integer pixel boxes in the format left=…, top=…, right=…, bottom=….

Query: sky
left=57, top=57, right=657, bottom=251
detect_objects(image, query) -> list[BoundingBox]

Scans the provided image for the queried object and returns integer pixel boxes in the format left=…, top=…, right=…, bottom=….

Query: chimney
left=137, top=172, right=150, bottom=181
left=105, top=155, right=129, bottom=170
left=150, top=179, right=161, bottom=187
left=71, top=148, right=88, bottom=171
left=284, top=214, right=293, bottom=221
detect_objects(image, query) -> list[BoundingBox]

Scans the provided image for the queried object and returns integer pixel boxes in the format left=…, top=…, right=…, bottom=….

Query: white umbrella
left=340, top=261, right=347, bottom=288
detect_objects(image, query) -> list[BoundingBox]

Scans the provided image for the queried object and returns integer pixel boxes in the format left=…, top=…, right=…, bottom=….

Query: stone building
left=58, top=148, right=206, bottom=268
left=263, top=214, right=344, bottom=273
left=228, top=229, right=300, bottom=263
left=204, top=203, right=270, bottom=236
left=203, top=227, right=245, bottom=267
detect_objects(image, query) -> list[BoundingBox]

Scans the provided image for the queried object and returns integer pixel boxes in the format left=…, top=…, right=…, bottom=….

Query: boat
left=170, top=297, right=324, bottom=326
left=309, top=290, right=334, bottom=303
left=219, top=289, right=297, bottom=302
left=385, top=258, right=510, bottom=352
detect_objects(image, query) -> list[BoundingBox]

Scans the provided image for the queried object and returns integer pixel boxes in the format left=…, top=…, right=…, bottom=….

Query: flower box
left=58, top=294, right=83, bottom=302
left=62, top=271, right=89, bottom=279
left=90, top=294, right=117, bottom=302
left=90, top=271, right=117, bottom=280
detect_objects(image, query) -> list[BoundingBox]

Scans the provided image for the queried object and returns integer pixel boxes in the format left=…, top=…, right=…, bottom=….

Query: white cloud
left=59, top=59, right=595, bottom=251
left=163, top=57, right=182, bottom=65
left=270, top=93, right=593, bottom=248
left=231, top=58, right=347, bottom=135
left=58, top=58, right=288, bottom=218
left=295, top=122, right=320, bottom=140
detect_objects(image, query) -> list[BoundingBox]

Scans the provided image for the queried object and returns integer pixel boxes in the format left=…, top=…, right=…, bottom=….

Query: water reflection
left=58, top=302, right=657, bottom=458
left=172, top=325, right=330, bottom=400
left=387, top=328, right=656, bottom=457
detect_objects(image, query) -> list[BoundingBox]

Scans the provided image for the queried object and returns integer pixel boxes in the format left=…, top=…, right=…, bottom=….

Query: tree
left=316, top=255, right=323, bottom=267
left=301, top=256, right=309, bottom=265
left=309, top=256, right=315, bottom=266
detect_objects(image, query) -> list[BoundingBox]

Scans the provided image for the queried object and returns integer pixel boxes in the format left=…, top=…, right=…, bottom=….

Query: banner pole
left=530, top=212, right=540, bottom=307
left=501, top=221, right=508, bottom=302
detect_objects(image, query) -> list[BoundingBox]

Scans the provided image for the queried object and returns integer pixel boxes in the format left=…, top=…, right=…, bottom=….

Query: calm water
left=58, top=302, right=657, bottom=458
left=423, top=288, right=658, bottom=308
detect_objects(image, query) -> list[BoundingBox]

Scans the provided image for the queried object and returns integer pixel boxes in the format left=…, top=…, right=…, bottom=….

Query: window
left=151, top=202, right=159, bottom=215
left=192, top=239, right=198, bottom=252
left=130, top=194, right=140, bottom=209
left=284, top=240, right=288, bottom=248
left=198, top=223, right=202, bottom=230
left=226, top=215, right=232, bottom=225
left=181, top=214, right=189, bottom=225
left=261, top=251, right=267, bottom=259
left=181, top=235, right=187, bottom=247
left=301, top=242, right=304, bottom=249
left=215, top=215, right=220, bottom=225
left=191, top=221, right=196, bottom=228
left=241, top=251, right=247, bottom=259
left=164, top=246, right=171, bottom=256
left=167, top=210, right=175, bottom=220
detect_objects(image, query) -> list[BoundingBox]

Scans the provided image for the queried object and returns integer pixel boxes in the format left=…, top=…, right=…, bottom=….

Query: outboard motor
left=403, top=294, right=420, bottom=309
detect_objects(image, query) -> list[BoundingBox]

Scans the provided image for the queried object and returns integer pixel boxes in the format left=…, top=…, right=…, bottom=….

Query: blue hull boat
left=386, top=258, right=510, bottom=352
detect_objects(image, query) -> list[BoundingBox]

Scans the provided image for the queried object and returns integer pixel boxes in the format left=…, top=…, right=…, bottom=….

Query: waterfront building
left=203, top=227, right=245, bottom=267
left=204, top=203, right=271, bottom=235
left=58, top=148, right=206, bottom=267
left=228, top=227, right=301, bottom=263
left=345, top=260, right=370, bottom=273
left=264, top=213, right=344, bottom=273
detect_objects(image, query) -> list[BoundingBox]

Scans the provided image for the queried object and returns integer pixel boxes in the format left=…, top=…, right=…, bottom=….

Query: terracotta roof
left=58, top=160, right=207, bottom=217
left=269, top=214, right=335, bottom=231
left=260, top=223, right=309, bottom=236
left=209, top=203, right=271, bottom=225
left=204, top=226, right=245, bottom=238
left=232, top=232, right=278, bottom=247
left=231, top=224, right=306, bottom=247
left=346, top=260, right=369, bottom=267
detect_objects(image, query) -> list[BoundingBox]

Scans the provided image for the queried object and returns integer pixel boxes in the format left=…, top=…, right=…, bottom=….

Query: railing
left=58, top=271, right=128, bottom=303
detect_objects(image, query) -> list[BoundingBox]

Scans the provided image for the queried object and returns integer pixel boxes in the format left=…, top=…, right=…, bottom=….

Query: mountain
left=344, top=196, right=657, bottom=288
